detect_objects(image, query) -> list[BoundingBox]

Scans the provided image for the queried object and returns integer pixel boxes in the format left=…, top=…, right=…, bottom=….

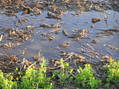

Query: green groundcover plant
left=52, top=59, right=73, bottom=85
left=75, top=64, right=101, bottom=89
left=0, top=58, right=119, bottom=89
left=106, top=60, right=119, bottom=84
left=0, top=60, right=53, bottom=89
left=18, top=60, right=53, bottom=89
left=0, top=71, right=17, bottom=89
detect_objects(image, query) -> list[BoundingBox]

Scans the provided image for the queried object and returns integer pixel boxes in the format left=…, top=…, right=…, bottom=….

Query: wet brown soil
left=0, top=0, right=119, bottom=89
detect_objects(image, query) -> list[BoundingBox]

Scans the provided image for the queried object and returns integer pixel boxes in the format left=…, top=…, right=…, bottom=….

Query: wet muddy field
left=0, top=0, right=119, bottom=89
left=0, top=0, right=119, bottom=70
left=0, top=0, right=119, bottom=61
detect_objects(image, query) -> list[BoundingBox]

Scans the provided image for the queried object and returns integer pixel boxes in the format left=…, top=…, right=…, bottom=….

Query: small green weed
left=106, top=60, right=119, bottom=84
left=18, top=60, right=53, bottom=89
left=0, top=58, right=118, bottom=89
left=75, top=64, right=101, bottom=89
left=52, top=59, right=73, bottom=85
left=0, top=59, right=53, bottom=89
left=0, top=70, right=17, bottom=89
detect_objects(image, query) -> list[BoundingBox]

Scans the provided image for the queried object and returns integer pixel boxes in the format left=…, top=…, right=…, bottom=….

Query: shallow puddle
left=0, top=0, right=119, bottom=62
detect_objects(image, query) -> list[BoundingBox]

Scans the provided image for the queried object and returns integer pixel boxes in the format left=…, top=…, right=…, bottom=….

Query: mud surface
left=0, top=0, right=119, bottom=89
left=0, top=0, right=119, bottom=62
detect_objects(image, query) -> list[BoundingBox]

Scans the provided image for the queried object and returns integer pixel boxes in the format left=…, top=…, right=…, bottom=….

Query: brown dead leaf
left=92, top=18, right=101, bottom=23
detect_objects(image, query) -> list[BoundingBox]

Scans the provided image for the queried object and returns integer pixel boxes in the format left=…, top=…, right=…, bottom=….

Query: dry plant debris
left=92, top=18, right=101, bottom=23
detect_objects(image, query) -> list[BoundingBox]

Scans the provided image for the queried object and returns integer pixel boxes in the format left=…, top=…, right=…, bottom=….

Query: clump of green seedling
left=18, top=59, right=53, bottom=89
left=0, top=59, right=53, bottom=89
left=0, top=70, right=17, bottom=89
left=52, top=59, right=73, bottom=85
left=106, top=60, right=119, bottom=85
left=75, top=64, right=101, bottom=89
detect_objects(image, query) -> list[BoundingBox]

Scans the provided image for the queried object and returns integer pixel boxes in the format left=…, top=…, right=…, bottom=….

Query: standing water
left=0, top=0, right=119, bottom=62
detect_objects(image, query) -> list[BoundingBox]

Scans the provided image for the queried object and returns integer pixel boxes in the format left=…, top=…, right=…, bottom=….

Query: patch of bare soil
left=0, top=54, right=20, bottom=73
left=0, top=0, right=112, bottom=16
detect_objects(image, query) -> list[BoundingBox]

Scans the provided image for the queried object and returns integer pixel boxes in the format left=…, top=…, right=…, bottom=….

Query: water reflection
left=0, top=9, right=119, bottom=61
